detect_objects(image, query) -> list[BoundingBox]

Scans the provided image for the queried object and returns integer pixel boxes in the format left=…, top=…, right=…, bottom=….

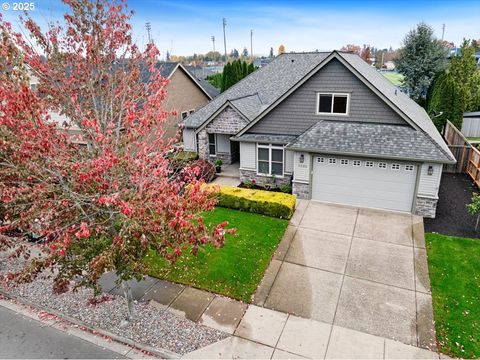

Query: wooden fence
left=443, top=120, right=472, bottom=173
left=467, top=146, right=480, bottom=188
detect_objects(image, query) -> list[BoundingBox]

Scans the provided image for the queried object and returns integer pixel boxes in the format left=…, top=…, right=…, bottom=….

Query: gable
left=249, top=58, right=408, bottom=136
left=205, top=106, right=248, bottom=134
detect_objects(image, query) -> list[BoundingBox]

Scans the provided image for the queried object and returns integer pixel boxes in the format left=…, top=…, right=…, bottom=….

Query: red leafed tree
left=0, top=0, right=231, bottom=321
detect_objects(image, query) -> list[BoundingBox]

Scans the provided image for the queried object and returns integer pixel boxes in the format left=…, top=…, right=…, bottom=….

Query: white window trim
left=316, top=92, right=350, bottom=116
left=208, top=133, right=217, bottom=157
left=189, top=109, right=195, bottom=114
left=256, top=143, right=284, bottom=177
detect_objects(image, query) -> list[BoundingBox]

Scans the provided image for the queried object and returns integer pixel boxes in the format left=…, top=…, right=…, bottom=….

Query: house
left=28, top=62, right=218, bottom=140
left=187, top=51, right=456, bottom=217
left=152, top=62, right=219, bottom=138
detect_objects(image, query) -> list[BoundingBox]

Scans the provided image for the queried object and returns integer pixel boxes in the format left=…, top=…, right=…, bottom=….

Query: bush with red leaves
left=188, top=159, right=216, bottom=183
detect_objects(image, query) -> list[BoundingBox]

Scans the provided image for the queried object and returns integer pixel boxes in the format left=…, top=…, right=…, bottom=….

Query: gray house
left=182, top=51, right=455, bottom=218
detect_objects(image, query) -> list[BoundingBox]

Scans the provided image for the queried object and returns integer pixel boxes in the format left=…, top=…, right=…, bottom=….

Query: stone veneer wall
left=415, top=196, right=438, bottom=218
left=197, top=129, right=208, bottom=159
left=240, top=169, right=292, bottom=187
left=205, top=107, right=247, bottom=134
left=210, top=152, right=232, bottom=165
left=292, top=182, right=310, bottom=200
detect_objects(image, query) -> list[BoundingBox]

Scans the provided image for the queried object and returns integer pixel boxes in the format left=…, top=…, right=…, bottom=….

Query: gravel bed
left=424, top=173, right=480, bottom=238
left=0, top=254, right=229, bottom=355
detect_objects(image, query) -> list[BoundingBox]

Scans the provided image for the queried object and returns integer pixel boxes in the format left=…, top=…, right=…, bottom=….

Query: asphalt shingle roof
left=286, top=121, right=454, bottom=163
left=232, top=133, right=297, bottom=144
left=182, top=52, right=330, bottom=128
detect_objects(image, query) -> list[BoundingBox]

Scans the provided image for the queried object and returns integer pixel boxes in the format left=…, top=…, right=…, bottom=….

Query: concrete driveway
left=253, top=200, right=436, bottom=350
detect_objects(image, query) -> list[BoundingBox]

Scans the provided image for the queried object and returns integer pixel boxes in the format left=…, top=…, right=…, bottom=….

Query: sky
left=3, top=0, right=480, bottom=57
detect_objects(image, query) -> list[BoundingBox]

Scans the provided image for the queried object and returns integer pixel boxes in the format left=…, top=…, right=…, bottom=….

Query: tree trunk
left=121, top=281, right=135, bottom=321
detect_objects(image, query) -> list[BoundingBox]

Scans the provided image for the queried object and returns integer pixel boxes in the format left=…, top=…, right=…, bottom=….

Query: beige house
left=158, top=62, right=219, bottom=139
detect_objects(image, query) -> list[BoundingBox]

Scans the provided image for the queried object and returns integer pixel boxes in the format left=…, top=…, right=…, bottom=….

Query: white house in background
left=183, top=51, right=455, bottom=217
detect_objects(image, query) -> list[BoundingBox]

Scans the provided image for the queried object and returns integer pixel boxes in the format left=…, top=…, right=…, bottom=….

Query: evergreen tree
left=242, top=61, right=248, bottom=77
left=395, top=22, right=447, bottom=105
left=220, top=62, right=229, bottom=92
left=248, top=63, right=255, bottom=74
left=242, top=47, right=249, bottom=58
left=269, top=47, right=274, bottom=58
left=449, top=40, right=480, bottom=112
left=427, top=71, right=464, bottom=130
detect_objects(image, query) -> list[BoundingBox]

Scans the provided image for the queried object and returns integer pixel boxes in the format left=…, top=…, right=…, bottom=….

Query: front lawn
left=144, top=207, right=288, bottom=302
left=426, top=233, right=480, bottom=358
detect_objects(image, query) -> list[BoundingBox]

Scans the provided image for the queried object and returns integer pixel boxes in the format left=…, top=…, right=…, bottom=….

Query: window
left=328, top=158, right=336, bottom=164
left=30, top=83, right=37, bottom=91
left=257, top=144, right=284, bottom=176
left=317, top=157, right=325, bottom=163
left=181, top=111, right=188, bottom=120
left=189, top=109, right=195, bottom=115
left=353, top=160, right=361, bottom=166
left=391, top=164, right=400, bottom=170
left=378, top=162, right=387, bottom=169
left=365, top=161, right=374, bottom=168
left=317, top=93, right=349, bottom=115
left=208, top=133, right=216, bottom=156
left=340, top=159, right=349, bottom=165
left=405, top=165, right=414, bottom=171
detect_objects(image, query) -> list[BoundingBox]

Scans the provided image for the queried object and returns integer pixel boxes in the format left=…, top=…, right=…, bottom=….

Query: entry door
left=311, top=155, right=418, bottom=212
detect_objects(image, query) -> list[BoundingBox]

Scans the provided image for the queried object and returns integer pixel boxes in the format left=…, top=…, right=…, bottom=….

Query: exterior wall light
left=427, top=165, right=434, bottom=176
left=299, top=154, right=305, bottom=164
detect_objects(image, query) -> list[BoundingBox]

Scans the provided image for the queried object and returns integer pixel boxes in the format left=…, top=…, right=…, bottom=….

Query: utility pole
left=250, top=29, right=253, bottom=62
left=223, top=18, right=227, bottom=63
left=145, top=22, right=152, bottom=45
left=211, top=35, right=216, bottom=62
left=441, top=23, right=445, bottom=41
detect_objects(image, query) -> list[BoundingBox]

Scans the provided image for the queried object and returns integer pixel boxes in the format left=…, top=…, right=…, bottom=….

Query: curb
left=0, top=289, right=181, bottom=359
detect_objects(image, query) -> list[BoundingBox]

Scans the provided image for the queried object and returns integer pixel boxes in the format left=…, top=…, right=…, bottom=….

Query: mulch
left=424, top=173, right=480, bottom=238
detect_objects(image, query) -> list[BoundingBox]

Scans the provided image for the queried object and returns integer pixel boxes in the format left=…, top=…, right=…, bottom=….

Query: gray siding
left=249, top=59, right=406, bottom=135
left=183, top=129, right=196, bottom=151
left=240, top=142, right=256, bottom=170
left=417, top=163, right=442, bottom=198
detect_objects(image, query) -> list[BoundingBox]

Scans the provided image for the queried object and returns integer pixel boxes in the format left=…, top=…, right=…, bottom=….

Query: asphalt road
left=0, top=304, right=126, bottom=359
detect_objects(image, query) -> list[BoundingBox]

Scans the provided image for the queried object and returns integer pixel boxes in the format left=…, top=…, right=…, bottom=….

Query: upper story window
left=181, top=111, right=189, bottom=120
left=208, top=133, right=216, bottom=156
left=317, top=93, right=349, bottom=115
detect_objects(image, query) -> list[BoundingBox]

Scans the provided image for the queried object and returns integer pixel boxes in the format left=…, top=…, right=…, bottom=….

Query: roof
left=286, top=121, right=455, bottom=164
left=464, top=112, right=480, bottom=117
left=184, top=51, right=455, bottom=164
left=231, top=133, right=297, bottom=144
left=195, top=78, right=220, bottom=98
left=183, top=52, right=330, bottom=129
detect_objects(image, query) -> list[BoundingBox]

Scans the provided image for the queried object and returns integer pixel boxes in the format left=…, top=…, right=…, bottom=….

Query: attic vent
left=291, top=59, right=295, bottom=63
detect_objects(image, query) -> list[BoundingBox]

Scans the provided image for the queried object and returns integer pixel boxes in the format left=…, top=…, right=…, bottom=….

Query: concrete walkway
left=211, top=163, right=241, bottom=186
left=253, top=200, right=436, bottom=349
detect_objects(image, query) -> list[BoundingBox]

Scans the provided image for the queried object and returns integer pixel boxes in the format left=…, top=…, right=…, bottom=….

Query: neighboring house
left=28, top=62, right=217, bottom=140
left=182, top=51, right=456, bottom=218
left=461, top=111, right=480, bottom=138
left=156, top=62, right=218, bottom=138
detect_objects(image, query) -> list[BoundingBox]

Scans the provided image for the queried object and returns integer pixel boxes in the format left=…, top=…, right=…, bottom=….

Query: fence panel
left=467, top=147, right=480, bottom=188
left=443, top=121, right=472, bottom=174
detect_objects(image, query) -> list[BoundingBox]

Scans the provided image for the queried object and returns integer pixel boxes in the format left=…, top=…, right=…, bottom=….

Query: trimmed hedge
left=215, top=185, right=296, bottom=219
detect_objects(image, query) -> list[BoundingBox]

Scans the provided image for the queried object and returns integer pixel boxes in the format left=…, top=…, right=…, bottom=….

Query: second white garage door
left=311, top=155, right=418, bottom=212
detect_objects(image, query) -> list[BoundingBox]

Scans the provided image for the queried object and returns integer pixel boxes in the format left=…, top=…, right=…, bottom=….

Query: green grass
left=382, top=72, right=404, bottom=86
left=144, top=207, right=288, bottom=302
left=425, top=233, right=480, bottom=358
left=467, top=137, right=480, bottom=142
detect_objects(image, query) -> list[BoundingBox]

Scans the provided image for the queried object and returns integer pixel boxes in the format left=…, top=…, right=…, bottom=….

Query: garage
left=311, top=155, right=418, bottom=212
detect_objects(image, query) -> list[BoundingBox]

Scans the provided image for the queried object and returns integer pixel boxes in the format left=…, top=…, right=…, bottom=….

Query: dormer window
left=317, top=93, right=349, bottom=115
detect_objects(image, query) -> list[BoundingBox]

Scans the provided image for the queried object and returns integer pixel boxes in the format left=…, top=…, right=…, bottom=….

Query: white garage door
left=312, top=155, right=418, bottom=212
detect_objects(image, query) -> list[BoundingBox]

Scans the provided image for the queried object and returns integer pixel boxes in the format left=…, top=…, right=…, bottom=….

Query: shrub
left=187, top=159, right=216, bottom=183
left=279, top=184, right=292, bottom=194
left=171, top=151, right=198, bottom=162
left=215, top=185, right=296, bottom=219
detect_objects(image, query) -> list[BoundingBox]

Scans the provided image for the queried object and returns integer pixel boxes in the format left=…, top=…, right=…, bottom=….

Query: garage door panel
left=312, top=155, right=417, bottom=212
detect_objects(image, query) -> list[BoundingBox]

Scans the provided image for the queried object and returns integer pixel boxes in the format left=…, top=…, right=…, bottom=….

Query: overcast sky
left=4, top=0, right=480, bottom=57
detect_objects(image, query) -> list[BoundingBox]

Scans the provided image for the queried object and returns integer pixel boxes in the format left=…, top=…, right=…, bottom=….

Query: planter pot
left=216, top=166, right=222, bottom=173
